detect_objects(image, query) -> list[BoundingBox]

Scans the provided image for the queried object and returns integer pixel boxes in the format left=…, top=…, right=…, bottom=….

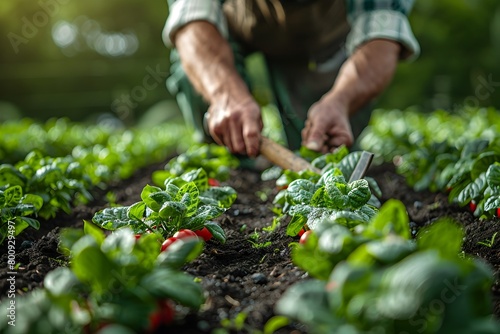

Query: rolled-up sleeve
left=163, top=0, right=228, bottom=47
left=345, top=0, right=420, bottom=60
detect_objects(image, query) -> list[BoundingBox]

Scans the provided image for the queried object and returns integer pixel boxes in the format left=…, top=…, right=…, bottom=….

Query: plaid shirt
left=163, top=0, right=420, bottom=60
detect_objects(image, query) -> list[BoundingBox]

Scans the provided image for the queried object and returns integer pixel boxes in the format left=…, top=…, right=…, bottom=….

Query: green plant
left=477, top=232, right=498, bottom=248
left=276, top=200, right=499, bottom=334
left=0, top=184, right=43, bottom=243
left=92, top=168, right=236, bottom=243
left=0, top=223, right=205, bottom=333
left=152, top=143, right=239, bottom=186
left=281, top=167, right=378, bottom=236
left=360, top=107, right=500, bottom=218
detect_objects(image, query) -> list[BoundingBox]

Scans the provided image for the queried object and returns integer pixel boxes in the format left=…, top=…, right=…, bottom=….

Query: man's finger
left=243, top=123, right=261, bottom=157
left=229, top=122, right=245, bottom=154
left=327, top=132, right=353, bottom=148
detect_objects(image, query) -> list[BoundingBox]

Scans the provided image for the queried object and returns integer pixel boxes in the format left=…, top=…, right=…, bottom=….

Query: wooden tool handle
left=260, top=136, right=320, bottom=173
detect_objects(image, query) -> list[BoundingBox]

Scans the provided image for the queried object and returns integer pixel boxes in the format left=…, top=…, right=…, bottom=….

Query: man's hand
left=173, top=21, right=262, bottom=157
left=302, top=39, right=401, bottom=152
left=302, top=98, right=353, bottom=153
left=207, top=96, right=262, bottom=157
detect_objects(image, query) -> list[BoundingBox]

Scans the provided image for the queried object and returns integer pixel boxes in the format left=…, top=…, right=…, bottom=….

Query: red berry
left=208, top=178, right=220, bottom=187
left=298, top=228, right=305, bottom=237
left=299, top=230, right=313, bottom=244
left=469, top=200, right=477, bottom=213
left=148, top=300, right=175, bottom=331
left=496, top=208, right=500, bottom=218
left=135, top=234, right=142, bottom=240
left=173, top=229, right=198, bottom=240
left=194, top=227, right=213, bottom=241
left=161, top=237, right=178, bottom=252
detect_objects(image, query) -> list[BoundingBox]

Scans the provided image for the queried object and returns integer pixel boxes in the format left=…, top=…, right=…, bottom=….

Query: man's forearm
left=323, top=39, right=401, bottom=113
left=172, top=21, right=253, bottom=105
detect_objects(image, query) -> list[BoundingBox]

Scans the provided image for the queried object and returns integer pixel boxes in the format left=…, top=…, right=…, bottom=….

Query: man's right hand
left=207, top=96, right=263, bottom=157
left=173, top=21, right=262, bottom=157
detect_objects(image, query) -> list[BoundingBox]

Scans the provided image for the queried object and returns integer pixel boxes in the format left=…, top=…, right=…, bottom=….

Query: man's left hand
left=302, top=97, right=353, bottom=153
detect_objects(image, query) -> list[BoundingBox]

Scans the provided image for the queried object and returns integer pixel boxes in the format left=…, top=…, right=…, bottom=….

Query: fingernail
left=305, top=141, right=320, bottom=151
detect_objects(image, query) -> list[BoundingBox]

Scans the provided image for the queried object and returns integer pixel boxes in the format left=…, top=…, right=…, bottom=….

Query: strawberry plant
left=92, top=168, right=236, bottom=243
left=360, top=107, right=500, bottom=218
left=0, top=184, right=43, bottom=243
left=0, top=151, right=93, bottom=219
left=0, top=223, right=205, bottom=333
left=152, top=143, right=239, bottom=186
left=276, top=200, right=499, bottom=334
left=271, top=150, right=381, bottom=237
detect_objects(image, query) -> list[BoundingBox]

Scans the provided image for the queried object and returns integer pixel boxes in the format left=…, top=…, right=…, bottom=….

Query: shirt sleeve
left=345, top=0, right=420, bottom=61
left=162, top=0, right=228, bottom=47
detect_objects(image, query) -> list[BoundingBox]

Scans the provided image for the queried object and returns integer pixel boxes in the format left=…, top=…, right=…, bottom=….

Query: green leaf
left=141, top=269, right=204, bottom=309
left=176, top=182, right=199, bottom=217
left=457, top=173, right=487, bottom=204
left=317, top=223, right=354, bottom=254
left=368, top=199, right=410, bottom=239
left=287, top=179, right=318, bottom=204
left=134, top=233, right=162, bottom=269
left=275, top=280, right=335, bottom=327
left=141, top=185, right=167, bottom=212
left=461, top=139, right=489, bottom=159
left=159, top=201, right=186, bottom=220
left=93, top=207, right=140, bottom=230
left=348, top=236, right=414, bottom=266
left=337, top=151, right=363, bottom=180
left=156, top=237, right=204, bottom=269
left=100, top=228, right=136, bottom=259
left=346, top=179, right=371, bottom=209
left=376, top=251, right=461, bottom=320
left=16, top=217, right=40, bottom=230
left=71, top=235, right=115, bottom=293
left=471, top=152, right=500, bottom=180
left=417, top=219, right=463, bottom=259
left=200, top=186, right=237, bottom=208
left=204, top=221, right=226, bottom=243
left=484, top=196, right=500, bottom=212
left=31, top=165, right=63, bottom=185
left=4, top=185, right=22, bottom=207
left=84, top=220, right=105, bottom=245
left=323, top=174, right=349, bottom=209
left=21, top=194, right=43, bottom=211
left=0, top=164, right=26, bottom=187
left=263, top=316, right=290, bottom=334
left=12, top=218, right=29, bottom=236
left=185, top=206, right=225, bottom=230
left=310, top=187, right=333, bottom=208
left=286, top=214, right=307, bottom=236
left=44, top=267, right=80, bottom=297
left=486, top=163, right=500, bottom=191
left=127, top=201, right=146, bottom=220
left=181, top=168, right=209, bottom=192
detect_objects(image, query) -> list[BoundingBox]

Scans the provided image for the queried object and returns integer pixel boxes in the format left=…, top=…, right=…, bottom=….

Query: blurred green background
left=0, top=0, right=499, bottom=124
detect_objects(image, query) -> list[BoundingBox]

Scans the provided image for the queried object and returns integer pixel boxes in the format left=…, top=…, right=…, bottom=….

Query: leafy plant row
left=0, top=223, right=206, bottom=334
left=264, top=148, right=499, bottom=333
left=359, top=107, right=500, bottom=218
left=0, top=120, right=192, bottom=243
left=275, top=200, right=499, bottom=334
left=0, top=145, right=240, bottom=333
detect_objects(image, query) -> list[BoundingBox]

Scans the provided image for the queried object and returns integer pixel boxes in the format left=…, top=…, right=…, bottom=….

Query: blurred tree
left=0, top=0, right=171, bottom=123
left=377, top=0, right=500, bottom=112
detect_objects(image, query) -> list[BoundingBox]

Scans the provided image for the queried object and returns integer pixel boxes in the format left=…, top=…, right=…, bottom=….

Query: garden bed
left=1, top=158, right=499, bottom=333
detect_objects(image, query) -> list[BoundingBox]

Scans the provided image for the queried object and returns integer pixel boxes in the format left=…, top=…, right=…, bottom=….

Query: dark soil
left=1, top=160, right=499, bottom=333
